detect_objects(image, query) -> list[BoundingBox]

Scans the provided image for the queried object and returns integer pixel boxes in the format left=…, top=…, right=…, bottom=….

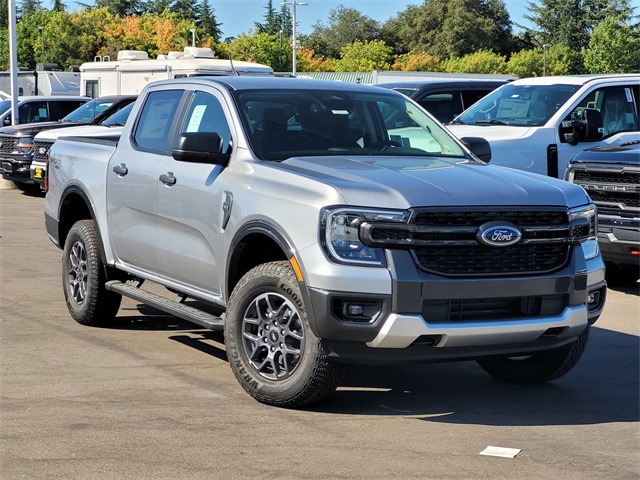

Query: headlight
left=17, top=137, right=34, bottom=154
left=569, top=204, right=597, bottom=242
left=321, top=207, right=408, bottom=266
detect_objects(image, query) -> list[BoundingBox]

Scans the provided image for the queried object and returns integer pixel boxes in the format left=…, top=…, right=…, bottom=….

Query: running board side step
left=105, top=280, right=224, bottom=330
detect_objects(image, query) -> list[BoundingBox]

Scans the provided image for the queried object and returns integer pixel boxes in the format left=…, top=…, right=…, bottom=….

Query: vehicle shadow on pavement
left=313, top=326, right=639, bottom=425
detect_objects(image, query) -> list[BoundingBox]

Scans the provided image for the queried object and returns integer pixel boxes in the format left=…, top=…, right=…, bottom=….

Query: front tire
left=225, top=261, right=345, bottom=408
left=477, top=326, right=590, bottom=384
left=62, top=220, right=121, bottom=326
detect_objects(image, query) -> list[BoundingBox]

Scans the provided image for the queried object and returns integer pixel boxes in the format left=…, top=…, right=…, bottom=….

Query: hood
left=35, top=125, right=123, bottom=141
left=446, top=124, right=533, bottom=140
left=0, top=121, right=83, bottom=137
left=275, top=155, right=590, bottom=209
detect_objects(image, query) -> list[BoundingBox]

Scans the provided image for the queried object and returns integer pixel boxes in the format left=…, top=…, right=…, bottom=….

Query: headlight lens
left=17, top=136, right=34, bottom=154
left=321, top=207, right=408, bottom=266
left=569, top=204, right=597, bottom=242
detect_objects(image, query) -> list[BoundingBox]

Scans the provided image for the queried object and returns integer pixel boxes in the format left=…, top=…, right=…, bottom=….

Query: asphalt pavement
left=1, top=187, right=638, bottom=480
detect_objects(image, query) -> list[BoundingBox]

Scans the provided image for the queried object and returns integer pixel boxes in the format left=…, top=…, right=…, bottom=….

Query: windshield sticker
left=186, top=104, right=207, bottom=132
left=625, top=88, right=633, bottom=103
left=497, top=99, right=530, bottom=117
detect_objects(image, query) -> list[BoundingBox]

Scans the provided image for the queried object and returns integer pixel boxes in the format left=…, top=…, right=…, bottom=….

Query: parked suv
left=378, top=78, right=513, bottom=123
left=566, top=141, right=640, bottom=286
left=0, top=95, right=88, bottom=126
left=0, top=95, right=135, bottom=190
left=448, top=75, right=640, bottom=178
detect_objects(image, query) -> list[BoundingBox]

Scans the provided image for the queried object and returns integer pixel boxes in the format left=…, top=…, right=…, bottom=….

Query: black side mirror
left=460, top=136, right=491, bottom=163
left=172, top=132, right=231, bottom=165
left=561, top=108, right=603, bottom=145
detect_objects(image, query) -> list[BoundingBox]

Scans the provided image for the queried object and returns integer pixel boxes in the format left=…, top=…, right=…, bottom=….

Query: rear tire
left=477, top=326, right=590, bottom=384
left=225, top=261, right=345, bottom=408
left=62, top=220, right=121, bottom=326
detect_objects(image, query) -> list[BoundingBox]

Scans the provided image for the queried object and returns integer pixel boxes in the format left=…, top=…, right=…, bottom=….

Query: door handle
left=159, top=172, right=176, bottom=185
left=112, top=163, right=128, bottom=176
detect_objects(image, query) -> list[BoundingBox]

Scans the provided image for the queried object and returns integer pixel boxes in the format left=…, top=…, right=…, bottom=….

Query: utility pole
left=281, top=1, right=307, bottom=76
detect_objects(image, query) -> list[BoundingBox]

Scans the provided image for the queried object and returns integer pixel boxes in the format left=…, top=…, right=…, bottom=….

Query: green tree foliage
left=144, top=0, right=171, bottom=14
left=227, top=31, right=289, bottom=70
left=51, top=0, right=66, bottom=12
left=384, top=0, right=513, bottom=59
left=334, top=40, right=392, bottom=72
left=20, top=0, right=43, bottom=18
left=304, top=6, right=380, bottom=59
left=524, top=0, right=635, bottom=72
left=197, top=0, right=222, bottom=43
left=583, top=16, right=640, bottom=73
left=92, top=0, right=142, bottom=16
left=442, top=49, right=508, bottom=74
left=1, top=0, right=9, bottom=29
left=392, top=51, right=444, bottom=72
left=171, top=0, right=195, bottom=22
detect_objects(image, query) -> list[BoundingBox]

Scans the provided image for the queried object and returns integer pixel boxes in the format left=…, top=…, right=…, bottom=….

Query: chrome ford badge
left=477, top=221, right=522, bottom=247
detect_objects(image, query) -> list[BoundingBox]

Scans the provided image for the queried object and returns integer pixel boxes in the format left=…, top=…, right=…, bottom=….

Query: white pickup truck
left=447, top=74, right=640, bottom=178
left=45, top=77, right=606, bottom=408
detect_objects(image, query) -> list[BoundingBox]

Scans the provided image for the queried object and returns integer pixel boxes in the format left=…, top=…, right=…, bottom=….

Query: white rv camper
left=80, top=47, right=274, bottom=97
left=0, top=64, right=80, bottom=98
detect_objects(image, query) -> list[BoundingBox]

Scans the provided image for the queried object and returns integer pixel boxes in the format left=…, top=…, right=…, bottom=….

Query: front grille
left=0, top=137, right=17, bottom=154
left=572, top=168, right=640, bottom=212
left=33, top=141, right=53, bottom=161
left=423, top=294, right=568, bottom=323
left=415, top=244, right=568, bottom=275
left=362, top=208, right=575, bottom=277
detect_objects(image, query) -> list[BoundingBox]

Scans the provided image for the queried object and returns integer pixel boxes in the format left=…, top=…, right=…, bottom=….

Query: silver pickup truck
left=45, top=77, right=606, bottom=408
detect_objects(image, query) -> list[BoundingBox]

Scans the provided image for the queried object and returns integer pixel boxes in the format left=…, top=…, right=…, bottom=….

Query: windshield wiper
left=448, top=119, right=466, bottom=125
left=476, top=119, right=510, bottom=125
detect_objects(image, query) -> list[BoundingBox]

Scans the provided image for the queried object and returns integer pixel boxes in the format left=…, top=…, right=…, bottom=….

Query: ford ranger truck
left=45, top=77, right=607, bottom=408
left=448, top=74, right=640, bottom=178
left=566, top=141, right=640, bottom=286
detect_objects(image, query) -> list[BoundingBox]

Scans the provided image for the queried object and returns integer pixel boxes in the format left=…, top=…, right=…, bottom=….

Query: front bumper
left=597, top=214, right=640, bottom=267
left=0, top=154, right=33, bottom=183
left=305, top=243, right=606, bottom=364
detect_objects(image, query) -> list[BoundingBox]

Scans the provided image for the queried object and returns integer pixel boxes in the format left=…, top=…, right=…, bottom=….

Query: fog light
left=347, top=304, right=365, bottom=316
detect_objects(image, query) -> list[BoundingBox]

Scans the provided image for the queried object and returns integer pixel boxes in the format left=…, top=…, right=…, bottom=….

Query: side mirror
left=561, top=108, right=603, bottom=145
left=460, top=136, right=491, bottom=163
left=171, top=132, right=231, bottom=165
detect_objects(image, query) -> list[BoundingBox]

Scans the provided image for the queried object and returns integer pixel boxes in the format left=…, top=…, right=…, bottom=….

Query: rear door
left=107, top=87, right=186, bottom=272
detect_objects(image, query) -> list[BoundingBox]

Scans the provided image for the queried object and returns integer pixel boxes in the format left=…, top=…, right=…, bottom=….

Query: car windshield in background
left=454, top=84, right=579, bottom=127
left=0, top=99, right=11, bottom=114
left=102, top=102, right=134, bottom=126
left=233, top=89, right=467, bottom=161
left=60, top=99, right=115, bottom=124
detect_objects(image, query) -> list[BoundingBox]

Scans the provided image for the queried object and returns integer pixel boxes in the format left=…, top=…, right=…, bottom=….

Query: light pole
left=543, top=44, right=549, bottom=76
left=38, top=26, right=44, bottom=64
left=189, top=28, right=196, bottom=48
left=281, top=1, right=307, bottom=76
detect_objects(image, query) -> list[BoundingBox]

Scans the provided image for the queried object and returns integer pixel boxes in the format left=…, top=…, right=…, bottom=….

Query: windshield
left=233, top=88, right=467, bottom=161
left=454, top=83, right=579, bottom=126
left=60, top=98, right=115, bottom=124
left=101, top=102, right=134, bottom=126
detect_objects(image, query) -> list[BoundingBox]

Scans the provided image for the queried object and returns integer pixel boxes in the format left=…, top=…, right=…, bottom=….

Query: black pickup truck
left=0, top=95, right=136, bottom=191
left=566, top=141, right=640, bottom=286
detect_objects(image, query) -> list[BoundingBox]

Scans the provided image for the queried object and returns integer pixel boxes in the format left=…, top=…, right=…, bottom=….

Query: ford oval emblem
left=477, top=221, right=522, bottom=247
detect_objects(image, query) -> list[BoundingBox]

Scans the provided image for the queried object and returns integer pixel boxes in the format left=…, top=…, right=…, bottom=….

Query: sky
left=40, top=0, right=640, bottom=39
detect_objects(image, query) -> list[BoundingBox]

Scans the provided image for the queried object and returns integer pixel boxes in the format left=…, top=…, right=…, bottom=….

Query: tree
left=197, top=0, right=222, bottom=43
left=524, top=0, right=636, bottom=70
left=442, top=50, right=508, bottom=74
left=51, top=0, right=66, bottom=12
left=583, top=16, right=640, bottom=73
left=334, top=40, right=392, bottom=72
left=296, top=47, right=334, bottom=72
left=144, top=0, right=171, bottom=15
left=92, top=0, right=142, bottom=16
left=392, top=51, right=444, bottom=72
left=171, top=0, right=196, bottom=21
left=20, top=0, right=43, bottom=18
left=382, top=0, right=513, bottom=60
left=304, top=6, right=381, bottom=59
